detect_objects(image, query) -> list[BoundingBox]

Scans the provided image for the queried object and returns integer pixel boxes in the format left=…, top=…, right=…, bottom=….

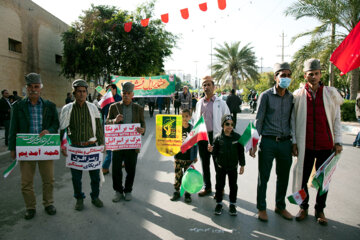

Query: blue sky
left=33, top=0, right=319, bottom=83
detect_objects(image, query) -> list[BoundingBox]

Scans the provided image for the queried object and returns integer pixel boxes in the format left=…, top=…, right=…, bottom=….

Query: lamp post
left=193, top=60, right=199, bottom=93
left=210, top=37, right=214, bottom=76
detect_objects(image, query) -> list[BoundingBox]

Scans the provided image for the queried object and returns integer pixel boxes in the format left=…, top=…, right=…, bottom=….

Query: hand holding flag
left=99, top=90, right=115, bottom=109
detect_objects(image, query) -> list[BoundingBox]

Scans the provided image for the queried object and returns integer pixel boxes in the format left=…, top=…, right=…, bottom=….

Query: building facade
left=0, top=0, right=72, bottom=106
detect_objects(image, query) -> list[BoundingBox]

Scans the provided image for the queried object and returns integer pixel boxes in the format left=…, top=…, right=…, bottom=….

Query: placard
left=66, top=146, right=104, bottom=170
left=16, top=134, right=60, bottom=160
left=105, top=123, right=141, bottom=150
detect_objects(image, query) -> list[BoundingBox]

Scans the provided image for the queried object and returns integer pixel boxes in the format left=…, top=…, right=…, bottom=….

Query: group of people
left=6, top=58, right=346, bottom=226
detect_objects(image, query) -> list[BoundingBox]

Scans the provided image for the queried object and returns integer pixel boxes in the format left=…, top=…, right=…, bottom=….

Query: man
left=226, top=89, right=242, bottom=128
left=292, top=59, right=343, bottom=225
left=8, top=73, right=59, bottom=220
left=0, top=89, right=12, bottom=146
left=148, top=97, right=156, bottom=117
left=101, top=84, right=122, bottom=175
left=179, top=86, right=192, bottom=110
left=65, top=92, right=73, bottom=104
left=107, top=82, right=146, bottom=202
left=353, top=90, right=360, bottom=147
left=60, top=79, right=104, bottom=211
left=251, top=62, right=294, bottom=222
left=192, top=76, right=230, bottom=196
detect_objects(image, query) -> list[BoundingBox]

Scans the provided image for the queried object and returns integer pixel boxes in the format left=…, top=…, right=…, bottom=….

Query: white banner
left=105, top=123, right=141, bottom=150
left=16, top=146, right=60, bottom=160
left=66, top=146, right=104, bottom=171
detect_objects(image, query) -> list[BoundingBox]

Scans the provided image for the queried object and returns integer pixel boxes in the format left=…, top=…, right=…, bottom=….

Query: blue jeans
left=102, top=150, right=112, bottom=169
left=70, top=144, right=100, bottom=200
left=353, top=118, right=360, bottom=147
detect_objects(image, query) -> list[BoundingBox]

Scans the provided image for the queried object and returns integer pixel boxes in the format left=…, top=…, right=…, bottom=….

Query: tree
left=211, top=42, right=259, bottom=90
left=61, top=2, right=177, bottom=85
left=285, top=0, right=360, bottom=99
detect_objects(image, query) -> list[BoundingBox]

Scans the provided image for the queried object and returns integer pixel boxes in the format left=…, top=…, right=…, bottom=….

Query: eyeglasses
left=224, top=122, right=234, bottom=127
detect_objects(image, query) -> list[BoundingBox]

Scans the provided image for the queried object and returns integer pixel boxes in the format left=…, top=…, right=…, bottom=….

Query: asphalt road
left=0, top=108, right=359, bottom=240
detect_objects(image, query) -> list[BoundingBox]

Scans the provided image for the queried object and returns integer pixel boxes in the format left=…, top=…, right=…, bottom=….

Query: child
left=170, top=109, right=198, bottom=203
left=208, top=114, right=245, bottom=216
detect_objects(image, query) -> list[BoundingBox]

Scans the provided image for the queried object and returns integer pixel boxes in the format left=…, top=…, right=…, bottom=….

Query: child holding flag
left=208, top=114, right=245, bottom=216
left=170, top=109, right=198, bottom=203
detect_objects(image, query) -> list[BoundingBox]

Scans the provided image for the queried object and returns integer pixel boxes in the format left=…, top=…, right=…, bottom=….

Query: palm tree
left=285, top=0, right=360, bottom=99
left=211, top=42, right=258, bottom=90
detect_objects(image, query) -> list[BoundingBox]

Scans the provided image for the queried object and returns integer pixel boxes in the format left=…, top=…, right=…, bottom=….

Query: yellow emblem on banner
left=156, top=114, right=182, bottom=156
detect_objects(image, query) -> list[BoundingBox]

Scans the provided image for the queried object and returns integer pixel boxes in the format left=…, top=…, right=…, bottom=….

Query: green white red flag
left=287, top=189, right=307, bottom=205
left=3, top=160, right=18, bottom=178
left=238, top=122, right=259, bottom=152
left=180, top=116, right=208, bottom=153
left=99, top=90, right=115, bottom=109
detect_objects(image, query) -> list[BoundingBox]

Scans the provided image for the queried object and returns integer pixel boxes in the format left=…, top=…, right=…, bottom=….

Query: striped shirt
left=201, top=95, right=215, bottom=132
left=255, top=86, right=293, bottom=137
left=28, top=98, right=43, bottom=134
left=68, top=102, right=104, bottom=145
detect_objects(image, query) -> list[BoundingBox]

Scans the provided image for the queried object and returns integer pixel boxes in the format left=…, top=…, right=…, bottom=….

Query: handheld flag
left=238, top=122, right=259, bottom=152
left=330, top=20, right=360, bottom=75
left=99, top=90, right=115, bottom=109
left=287, top=189, right=307, bottom=205
left=3, top=160, right=18, bottom=178
left=180, top=116, right=208, bottom=153
left=61, top=130, right=70, bottom=151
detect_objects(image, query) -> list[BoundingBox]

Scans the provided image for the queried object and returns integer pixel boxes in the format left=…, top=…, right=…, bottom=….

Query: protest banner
left=156, top=114, right=182, bottom=156
left=111, top=75, right=175, bottom=97
left=105, top=123, right=141, bottom=150
left=66, top=146, right=104, bottom=171
left=95, top=86, right=107, bottom=96
left=16, top=134, right=60, bottom=160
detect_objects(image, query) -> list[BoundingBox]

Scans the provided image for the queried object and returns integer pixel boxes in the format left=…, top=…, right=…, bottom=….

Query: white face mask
left=279, top=77, right=291, bottom=89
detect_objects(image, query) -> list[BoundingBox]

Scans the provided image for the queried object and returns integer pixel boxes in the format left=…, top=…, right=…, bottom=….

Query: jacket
left=0, top=97, right=11, bottom=121
left=106, top=102, right=146, bottom=153
left=8, top=97, right=59, bottom=151
left=192, top=96, right=230, bottom=136
left=226, top=94, right=241, bottom=113
left=212, top=130, right=245, bottom=170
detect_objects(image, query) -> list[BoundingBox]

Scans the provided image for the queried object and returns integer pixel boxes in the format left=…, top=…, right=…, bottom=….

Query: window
left=8, top=38, right=22, bottom=53
left=55, top=54, right=62, bottom=64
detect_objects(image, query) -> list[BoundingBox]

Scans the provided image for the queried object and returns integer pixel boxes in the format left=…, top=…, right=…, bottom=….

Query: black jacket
left=212, top=130, right=245, bottom=170
left=0, top=97, right=11, bottom=121
left=226, top=94, right=242, bottom=113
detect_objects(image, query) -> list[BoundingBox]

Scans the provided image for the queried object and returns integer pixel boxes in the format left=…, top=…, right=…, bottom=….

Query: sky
left=32, top=0, right=318, bottom=84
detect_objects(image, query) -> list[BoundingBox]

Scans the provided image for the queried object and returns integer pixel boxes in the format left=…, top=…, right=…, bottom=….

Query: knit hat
left=25, top=73, right=42, bottom=85
left=221, top=114, right=233, bottom=127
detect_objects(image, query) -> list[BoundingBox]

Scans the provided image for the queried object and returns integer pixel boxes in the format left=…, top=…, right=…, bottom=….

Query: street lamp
left=193, top=60, right=199, bottom=93
left=210, top=37, right=214, bottom=76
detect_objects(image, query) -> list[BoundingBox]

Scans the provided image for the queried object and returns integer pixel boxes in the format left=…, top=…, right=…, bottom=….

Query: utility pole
left=260, top=57, right=263, bottom=73
left=277, top=31, right=290, bottom=62
left=193, top=61, right=199, bottom=92
left=210, top=37, right=214, bottom=76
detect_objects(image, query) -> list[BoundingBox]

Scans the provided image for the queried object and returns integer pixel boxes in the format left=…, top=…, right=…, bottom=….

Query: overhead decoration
left=218, top=0, right=226, bottom=10
left=141, top=18, right=150, bottom=27
left=180, top=8, right=189, bottom=19
left=119, top=0, right=227, bottom=32
left=124, top=22, right=132, bottom=32
left=199, top=3, right=208, bottom=11
left=161, top=13, right=169, bottom=23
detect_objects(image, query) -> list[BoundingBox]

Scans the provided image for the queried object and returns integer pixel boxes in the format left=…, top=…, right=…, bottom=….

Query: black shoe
left=214, top=204, right=223, bottom=215
left=75, top=199, right=84, bottom=211
left=170, top=191, right=180, bottom=201
left=229, top=204, right=237, bottom=216
left=24, top=209, right=36, bottom=220
left=45, top=205, right=56, bottom=215
left=184, top=193, right=192, bottom=203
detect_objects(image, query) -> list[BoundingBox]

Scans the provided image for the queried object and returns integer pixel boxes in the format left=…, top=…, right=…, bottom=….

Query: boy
left=170, top=109, right=198, bottom=203
left=208, top=114, right=245, bottom=216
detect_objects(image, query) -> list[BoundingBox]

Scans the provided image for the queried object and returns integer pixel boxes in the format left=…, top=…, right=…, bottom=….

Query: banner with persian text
left=16, top=134, right=60, bottom=160
left=66, top=146, right=104, bottom=171
left=105, top=123, right=141, bottom=150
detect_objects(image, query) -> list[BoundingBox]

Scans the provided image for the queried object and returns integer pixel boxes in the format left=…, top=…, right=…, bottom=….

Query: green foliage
left=341, top=100, right=357, bottom=121
left=211, top=41, right=259, bottom=90
left=61, top=2, right=177, bottom=84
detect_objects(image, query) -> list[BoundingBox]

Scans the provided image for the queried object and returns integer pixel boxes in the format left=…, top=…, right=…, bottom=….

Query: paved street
left=0, top=107, right=359, bottom=240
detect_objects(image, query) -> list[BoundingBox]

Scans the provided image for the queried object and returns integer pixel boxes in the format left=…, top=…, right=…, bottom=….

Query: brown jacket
left=106, top=102, right=146, bottom=153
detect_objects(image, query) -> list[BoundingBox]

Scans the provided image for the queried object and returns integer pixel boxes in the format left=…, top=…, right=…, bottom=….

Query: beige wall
left=0, top=0, right=73, bottom=107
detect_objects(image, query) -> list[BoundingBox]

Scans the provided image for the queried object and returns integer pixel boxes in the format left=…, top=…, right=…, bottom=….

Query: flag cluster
left=238, top=122, right=259, bottom=152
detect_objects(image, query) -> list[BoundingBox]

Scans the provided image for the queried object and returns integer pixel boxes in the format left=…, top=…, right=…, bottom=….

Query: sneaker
left=170, top=191, right=180, bottom=201
left=24, top=209, right=36, bottom=220
left=44, top=205, right=57, bottom=215
left=184, top=193, right=192, bottom=203
left=229, top=204, right=237, bottom=216
left=91, top=198, right=104, bottom=208
left=112, top=192, right=124, bottom=202
left=214, top=204, right=223, bottom=215
left=124, top=192, right=132, bottom=201
left=75, top=199, right=84, bottom=211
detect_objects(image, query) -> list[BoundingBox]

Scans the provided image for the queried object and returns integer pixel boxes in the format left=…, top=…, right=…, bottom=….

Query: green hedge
left=341, top=100, right=357, bottom=121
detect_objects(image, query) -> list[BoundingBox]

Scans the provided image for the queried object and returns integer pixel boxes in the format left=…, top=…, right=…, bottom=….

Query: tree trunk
left=232, top=75, right=237, bottom=90
left=350, top=68, right=359, bottom=100
left=328, top=22, right=336, bottom=87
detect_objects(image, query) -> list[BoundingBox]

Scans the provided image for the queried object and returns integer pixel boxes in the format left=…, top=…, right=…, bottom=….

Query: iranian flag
left=238, top=122, right=259, bottom=152
left=180, top=116, right=208, bottom=153
left=287, top=189, right=307, bottom=205
left=3, top=160, right=18, bottom=178
left=61, top=130, right=70, bottom=150
left=99, top=90, right=115, bottom=109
